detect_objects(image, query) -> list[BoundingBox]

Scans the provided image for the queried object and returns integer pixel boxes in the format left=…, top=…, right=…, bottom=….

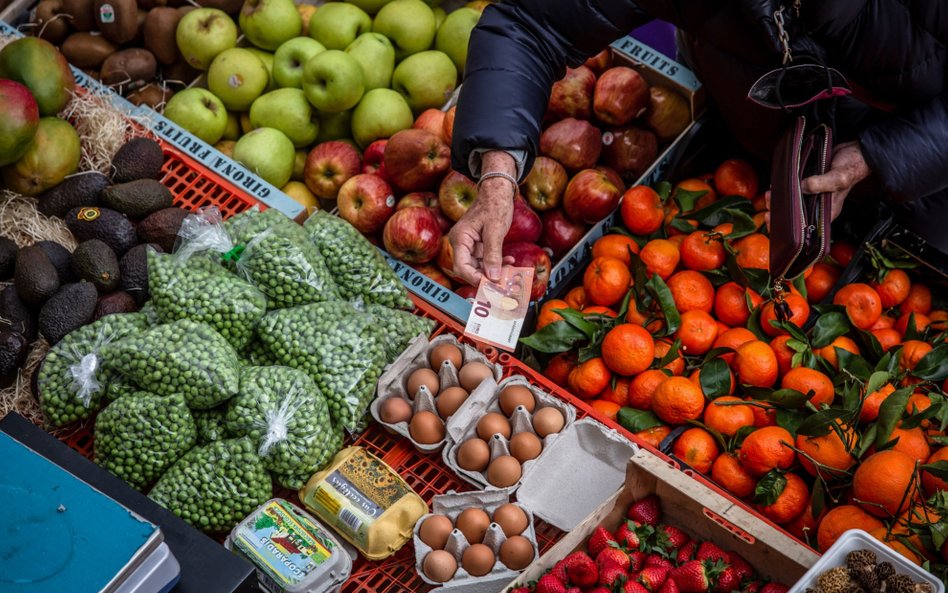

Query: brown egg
left=492, top=503, right=529, bottom=537
left=455, top=508, right=490, bottom=544
left=436, top=386, right=469, bottom=419
left=423, top=550, right=457, bottom=583
left=458, top=362, right=493, bottom=392
left=419, top=514, right=453, bottom=550
left=379, top=397, right=413, bottom=424
left=499, top=385, right=536, bottom=416
left=409, top=411, right=446, bottom=444
left=430, top=343, right=462, bottom=370
left=509, top=431, right=543, bottom=463
left=476, top=412, right=512, bottom=440
left=461, top=543, right=496, bottom=577
left=532, top=407, right=565, bottom=438
left=487, top=455, right=522, bottom=488
left=457, top=438, right=490, bottom=472
left=407, top=368, right=440, bottom=397
left=499, top=535, right=534, bottom=570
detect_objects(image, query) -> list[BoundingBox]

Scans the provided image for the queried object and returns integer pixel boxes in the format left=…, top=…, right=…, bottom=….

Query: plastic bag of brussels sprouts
left=192, top=406, right=231, bottom=445
left=225, top=366, right=341, bottom=488
left=94, top=392, right=197, bottom=490
left=101, top=319, right=240, bottom=409
left=149, top=437, right=272, bottom=533
left=38, top=312, right=152, bottom=427
left=362, top=303, right=436, bottom=362
left=304, top=211, right=413, bottom=310
left=257, top=301, right=386, bottom=432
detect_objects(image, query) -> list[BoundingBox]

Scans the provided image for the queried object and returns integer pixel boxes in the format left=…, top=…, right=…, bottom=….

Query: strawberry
left=588, top=526, right=618, bottom=557
left=598, top=563, right=627, bottom=589
left=759, top=584, right=789, bottom=593
left=566, top=552, right=598, bottom=588
left=629, top=494, right=663, bottom=526
left=597, top=547, right=631, bottom=571
left=623, top=581, right=652, bottom=593
left=676, top=540, right=697, bottom=564
left=657, top=525, right=690, bottom=553
left=615, top=521, right=642, bottom=549
left=588, top=588, right=613, bottom=593
left=551, top=553, right=586, bottom=584
left=660, top=578, right=682, bottom=593
left=565, top=588, right=582, bottom=593
left=536, top=574, right=569, bottom=593
left=645, top=554, right=674, bottom=569
left=639, top=565, right=671, bottom=591
left=726, top=552, right=753, bottom=582
left=629, top=550, right=647, bottom=572
left=670, top=560, right=713, bottom=593
left=696, top=542, right=729, bottom=564
left=712, top=567, right=742, bottom=593
left=742, top=581, right=762, bottom=593
left=509, top=588, right=530, bottom=593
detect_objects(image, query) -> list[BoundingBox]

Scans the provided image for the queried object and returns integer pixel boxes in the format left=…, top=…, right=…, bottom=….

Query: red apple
left=502, top=242, right=551, bottom=301
left=438, top=169, right=477, bottom=222
left=382, top=206, right=443, bottom=263
left=436, top=235, right=463, bottom=282
left=601, top=126, right=658, bottom=179
left=383, top=128, right=451, bottom=192
left=539, top=118, right=602, bottom=172
left=548, top=66, right=596, bottom=121
left=563, top=168, right=622, bottom=224
left=443, top=106, right=456, bottom=145
left=504, top=195, right=542, bottom=244
left=584, top=48, right=612, bottom=76
left=303, top=140, right=362, bottom=200
left=336, top=173, right=396, bottom=234
left=413, top=263, right=453, bottom=289
left=455, top=284, right=476, bottom=299
left=413, top=108, right=447, bottom=138
left=596, top=165, right=626, bottom=194
left=361, top=139, right=389, bottom=181
left=0, top=80, right=40, bottom=167
left=397, top=191, right=438, bottom=210
left=540, top=209, right=587, bottom=259
left=520, top=156, right=568, bottom=211
left=593, top=66, right=650, bottom=126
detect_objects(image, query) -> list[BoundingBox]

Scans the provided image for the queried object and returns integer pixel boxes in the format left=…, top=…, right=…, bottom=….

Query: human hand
left=801, top=140, right=871, bottom=221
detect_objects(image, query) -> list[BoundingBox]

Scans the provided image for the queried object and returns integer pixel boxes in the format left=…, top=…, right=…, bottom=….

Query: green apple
left=346, top=0, right=392, bottom=15
left=351, top=88, right=412, bottom=148
left=391, top=50, right=457, bottom=113
left=232, top=127, right=295, bottom=187
left=249, top=88, right=319, bottom=147
left=372, top=0, right=435, bottom=61
left=245, top=48, right=277, bottom=92
left=308, top=2, right=371, bottom=50
left=223, top=111, right=241, bottom=140
left=207, top=48, right=270, bottom=111
left=176, top=8, right=238, bottom=71
left=435, top=7, right=479, bottom=73
left=239, top=0, right=301, bottom=51
left=316, top=109, right=353, bottom=142
left=293, top=150, right=307, bottom=180
left=432, top=6, right=446, bottom=28
left=344, top=33, right=394, bottom=91
left=164, top=87, right=229, bottom=144
left=273, top=37, right=325, bottom=88
left=422, top=0, right=442, bottom=6
left=302, top=50, right=365, bottom=113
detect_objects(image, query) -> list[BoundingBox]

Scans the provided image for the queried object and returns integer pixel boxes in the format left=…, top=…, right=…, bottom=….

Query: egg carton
left=442, top=375, right=577, bottom=493
left=372, top=334, right=502, bottom=453
left=413, top=489, right=539, bottom=593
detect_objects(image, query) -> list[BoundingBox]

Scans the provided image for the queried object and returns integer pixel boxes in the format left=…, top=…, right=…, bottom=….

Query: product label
left=98, top=4, right=115, bottom=23
left=234, top=500, right=336, bottom=591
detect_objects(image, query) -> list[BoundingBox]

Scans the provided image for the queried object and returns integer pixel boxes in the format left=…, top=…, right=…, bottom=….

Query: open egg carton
left=413, top=489, right=539, bottom=593
left=371, top=334, right=502, bottom=454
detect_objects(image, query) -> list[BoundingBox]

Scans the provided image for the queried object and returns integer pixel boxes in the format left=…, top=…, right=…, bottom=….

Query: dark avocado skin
left=14, top=245, right=60, bottom=306
left=38, top=281, right=98, bottom=344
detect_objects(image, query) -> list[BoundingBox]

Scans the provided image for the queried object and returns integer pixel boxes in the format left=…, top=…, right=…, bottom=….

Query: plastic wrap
left=362, top=303, right=436, bottom=362
left=192, top=406, right=231, bottom=445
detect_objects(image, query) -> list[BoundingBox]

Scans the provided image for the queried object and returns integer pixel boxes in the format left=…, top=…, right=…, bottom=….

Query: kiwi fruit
left=194, top=0, right=241, bottom=15
left=127, top=83, right=172, bottom=108
left=94, top=0, right=138, bottom=44
left=62, top=0, right=95, bottom=31
left=62, top=32, right=117, bottom=69
left=33, top=0, right=72, bottom=45
left=100, top=48, right=157, bottom=91
left=132, top=8, right=148, bottom=44
left=143, top=7, right=181, bottom=65
left=161, top=59, right=199, bottom=87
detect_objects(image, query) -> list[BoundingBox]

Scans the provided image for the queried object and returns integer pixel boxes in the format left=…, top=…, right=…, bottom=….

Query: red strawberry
left=660, top=578, right=682, bottom=593
left=588, top=526, right=618, bottom=557
left=509, top=588, right=530, bottom=593
left=598, top=563, right=627, bottom=588
left=629, top=550, right=647, bottom=572
left=639, top=566, right=671, bottom=591
left=670, top=560, right=713, bottom=593
left=615, top=521, right=642, bottom=549
left=597, top=547, right=630, bottom=571
left=645, top=554, right=674, bottom=569
left=551, top=553, right=586, bottom=584
left=658, top=525, right=690, bottom=553
left=676, top=540, right=697, bottom=564
left=712, top=567, right=742, bottom=593
left=726, top=552, right=753, bottom=582
left=537, top=574, right=569, bottom=593
left=759, top=584, right=788, bottom=593
left=696, top=542, right=728, bottom=564
left=565, top=588, right=582, bottom=593
left=742, top=581, right=762, bottom=593
left=589, top=588, right=613, bottom=593
left=624, top=581, right=652, bottom=593
left=566, top=553, right=598, bottom=588
left=629, top=494, right=663, bottom=526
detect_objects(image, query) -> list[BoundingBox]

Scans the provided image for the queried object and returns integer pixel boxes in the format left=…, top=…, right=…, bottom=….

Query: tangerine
left=760, top=294, right=810, bottom=337
left=667, top=270, right=715, bottom=313
left=675, top=178, right=717, bottom=210
left=816, top=336, right=860, bottom=370
left=711, top=453, right=757, bottom=498
left=636, top=424, right=672, bottom=449
left=703, top=396, right=754, bottom=437
left=620, top=186, right=665, bottom=236
left=564, top=286, right=588, bottom=310
left=567, top=357, right=612, bottom=400
left=830, top=242, right=856, bottom=267
left=796, top=426, right=856, bottom=477
left=733, top=340, right=779, bottom=388
left=544, top=353, right=576, bottom=388
left=592, top=234, right=640, bottom=266
left=584, top=306, right=618, bottom=317
left=672, top=426, right=720, bottom=474
left=747, top=397, right=778, bottom=428
left=590, top=399, right=621, bottom=421
left=714, top=158, right=758, bottom=199
left=602, top=324, right=655, bottom=376
left=537, top=299, right=570, bottom=330
left=640, top=239, right=680, bottom=280
left=781, top=367, right=835, bottom=407
left=834, top=283, right=884, bottom=330
left=871, top=328, right=902, bottom=352
left=885, top=427, right=932, bottom=463
left=816, top=505, right=884, bottom=551
left=680, top=231, right=726, bottom=271
left=652, top=376, right=706, bottom=425
left=805, top=263, right=840, bottom=304
left=852, top=450, right=920, bottom=518
left=895, top=312, right=931, bottom=336
left=739, top=426, right=795, bottom=476
left=654, top=339, right=686, bottom=375
left=599, top=377, right=631, bottom=407
left=628, top=369, right=668, bottom=410
left=900, top=340, right=933, bottom=373
left=758, top=472, right=808, bottom=525
left=860, top=383, right=895, bottom=424
left=900, top=283, right=932, bottom=316
left=734, top=233, right=770, bottom=270
left=714, top=327, right=758, bottom=365
left=872, top=269, right=911, bottom=308
left=714, top=282, right=762, bottom=328
left=584, top=256, right=632, bottom=307
left=770, top=335, right=796, bottom=378
left=921, top=447, right=948, bottom=496
left=676, top=310, right=718, bottom=356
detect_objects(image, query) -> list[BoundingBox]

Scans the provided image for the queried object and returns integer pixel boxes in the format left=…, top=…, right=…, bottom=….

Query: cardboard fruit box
left=505, top=449, right=820, bottom=590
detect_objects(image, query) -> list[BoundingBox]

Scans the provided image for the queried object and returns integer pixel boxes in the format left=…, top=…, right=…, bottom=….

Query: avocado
left=71, top=239, right=120, bottom=293
left=137, top=207, right=188, bottom=252
left=100, top=178, right=173, bottom=219
left=38, top=282, right=98, bottom=344
left=93, top=291, right=138, bottom=320
left=111, top=137, right=164, bottom=182
left=119, top=242, right=161, bottom=305
left=0, top=331, right=28, bottom=386
left=36, top=171, right=108, bottom=218
left=14, top=246, right=60, bottom=305
left=35, top=241, right=74, bottom=284
left=0, top=236, right=17, bottom=280
left=65, top=206, right=138, bottom=255
left=0, top=286, right=37, bottom=340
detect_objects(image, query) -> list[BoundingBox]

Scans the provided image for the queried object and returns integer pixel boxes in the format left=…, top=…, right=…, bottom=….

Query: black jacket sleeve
left=451, top=0, right=651, bottom=179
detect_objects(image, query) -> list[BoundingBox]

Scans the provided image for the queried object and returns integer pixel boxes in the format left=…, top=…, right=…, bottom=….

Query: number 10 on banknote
left=463, top=266, right=535, bottom=351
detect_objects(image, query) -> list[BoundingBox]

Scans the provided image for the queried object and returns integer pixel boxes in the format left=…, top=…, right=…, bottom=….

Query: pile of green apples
left=165, top=0, right=484, bottom=208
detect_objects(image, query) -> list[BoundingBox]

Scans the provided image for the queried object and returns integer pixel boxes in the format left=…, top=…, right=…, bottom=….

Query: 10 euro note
left=463, top=266, right=535, bottom=352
